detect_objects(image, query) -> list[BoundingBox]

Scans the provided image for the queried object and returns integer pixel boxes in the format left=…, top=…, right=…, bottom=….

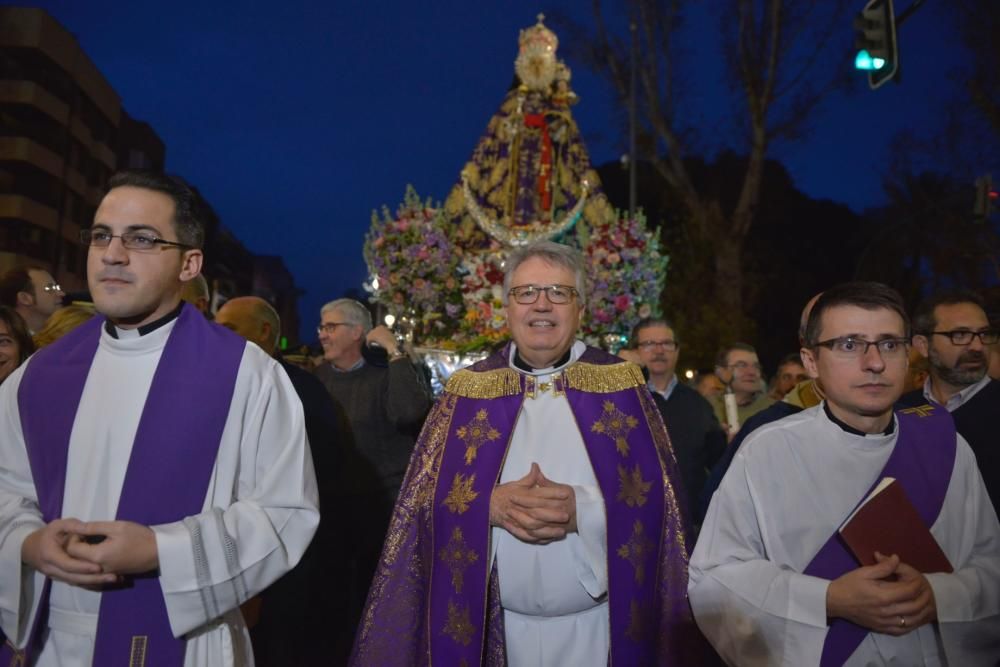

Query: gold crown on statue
left=515, top=14, right=559, bottom=90
left=518, top=14, right=558, bottom=54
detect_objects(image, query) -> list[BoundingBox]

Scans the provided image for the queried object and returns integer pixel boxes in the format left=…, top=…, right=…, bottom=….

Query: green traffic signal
left=854, top=49, right=886, bottom=71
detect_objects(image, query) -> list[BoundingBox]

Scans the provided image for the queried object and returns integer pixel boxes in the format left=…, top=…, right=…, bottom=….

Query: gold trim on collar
left=445, top=368, right=522, bottom=399
left=565, top=361, right=645, bottom=393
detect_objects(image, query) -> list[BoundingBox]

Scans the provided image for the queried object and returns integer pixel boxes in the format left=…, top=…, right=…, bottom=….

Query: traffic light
left=854, top=0, right=898, bottom=90
left=974, top=174, right=996, bottom=221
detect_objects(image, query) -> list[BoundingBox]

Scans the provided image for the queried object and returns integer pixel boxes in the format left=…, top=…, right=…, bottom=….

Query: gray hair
left=252, top=298, right=281, bottom=352
left=501, top=241, right=587, bottom=306
left=320, top=298, right=373, bottom=334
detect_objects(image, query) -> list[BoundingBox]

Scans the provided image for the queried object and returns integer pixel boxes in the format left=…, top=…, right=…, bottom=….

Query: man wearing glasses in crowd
left=899, top=289, right=1000, bottom=513
left=626, top=319, right=726, bottom=526
left=712, top=342, right=774, bottom=434
left=312, top=297, right=432, bottom=661
left=352, top=241, right=700, bottom=666
left=0, top=265, right=65, bottom=334
left=690, top=281, right=1000, bottom=665
left=0, top=170, right=318, bottom=666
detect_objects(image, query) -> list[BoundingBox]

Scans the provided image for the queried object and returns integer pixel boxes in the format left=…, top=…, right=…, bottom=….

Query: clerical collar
left=104, top=302, right=184, bottom=339
left=513, top=347, right=572, bottom=373
left=823, top=401, right=895, bottom=436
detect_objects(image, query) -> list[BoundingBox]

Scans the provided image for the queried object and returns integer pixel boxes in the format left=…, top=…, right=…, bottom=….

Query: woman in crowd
left=0, top=305, right=34, bottom=385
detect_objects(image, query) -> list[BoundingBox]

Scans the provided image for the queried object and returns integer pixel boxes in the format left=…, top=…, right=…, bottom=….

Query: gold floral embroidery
left=617, top=464, right=651, bottom=507
left=591, top=400, right=638, bottom=456
left=617, top=519, right=654, bottom=584
left=443, top=472, right=479, bottom=514
left=456, top=409, right=501, bottom=464
left=438, top=527, right=479, bottom=594
left=443, top=599, right=475, bottom=646
left=565, top=361, right=644, bottom=393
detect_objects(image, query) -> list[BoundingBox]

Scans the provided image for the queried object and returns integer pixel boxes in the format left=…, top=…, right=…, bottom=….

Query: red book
left=838, top=477, right=953, bottom=573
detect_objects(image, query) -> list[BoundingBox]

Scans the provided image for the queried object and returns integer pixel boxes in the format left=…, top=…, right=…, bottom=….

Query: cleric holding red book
left=689, top=281, right=1000, bottom=666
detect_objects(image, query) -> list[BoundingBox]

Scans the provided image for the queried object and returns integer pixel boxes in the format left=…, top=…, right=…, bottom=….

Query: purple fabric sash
left=428, top=349, right=666, bottom=665
left=5, top=304, right=245, bottom=666
left=803, top=406, right=957, bottom=667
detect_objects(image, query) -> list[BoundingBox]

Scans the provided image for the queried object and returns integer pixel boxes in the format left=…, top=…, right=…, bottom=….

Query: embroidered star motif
left=443, top=473, right=479, bottom=514
left=617, top=464, right=651, bottom=507
left=456, top=409, right=501, bottom=465
left=443, top=599, right=475, bottom=646
left=617, top=519, right=654, bottom=584
left=591, top=401, right=638, bottom=456
left=438, top=526, right=479, bottom=593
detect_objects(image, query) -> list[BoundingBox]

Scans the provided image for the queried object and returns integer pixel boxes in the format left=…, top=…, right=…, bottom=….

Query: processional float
left=364, top=15, right=668, bottom=388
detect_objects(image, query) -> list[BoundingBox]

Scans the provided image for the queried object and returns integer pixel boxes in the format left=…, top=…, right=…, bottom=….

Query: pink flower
left=615, top=295, right=630, bottom=312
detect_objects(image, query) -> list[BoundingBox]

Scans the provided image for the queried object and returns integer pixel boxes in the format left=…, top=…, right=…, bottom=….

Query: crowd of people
left=0, top=170, right=997, bottom=666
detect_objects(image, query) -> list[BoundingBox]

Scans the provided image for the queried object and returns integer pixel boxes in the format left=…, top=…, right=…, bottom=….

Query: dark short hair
left=106, top=170, right=206, bottom=249
left=0, top=305, right=35, bottom=365
left=776, top=352, right=804, bottom=371
left=715, top=342, right=757, bottom=368
left=912, top=289, right=986, bottom=336
left=0, top=265, right=46, bottom=308
left=630, top=317, right=676, bottom=348
left=804, top=282, right=909, bottom=347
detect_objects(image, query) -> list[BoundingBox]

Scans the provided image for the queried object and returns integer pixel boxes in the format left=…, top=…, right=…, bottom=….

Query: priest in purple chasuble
left=351, top=241, right=702, bottom=666
left=0, top=171, right=319, bottom=667
left=690, top=282, right=1000, bottom=666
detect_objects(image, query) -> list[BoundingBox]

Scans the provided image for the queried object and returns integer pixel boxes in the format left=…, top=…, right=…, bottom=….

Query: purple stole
left=2, top=304, right=245, bottom=667
left=428, top=347, right=666, bottom=665
left=803, top=405, right=957, bottom=666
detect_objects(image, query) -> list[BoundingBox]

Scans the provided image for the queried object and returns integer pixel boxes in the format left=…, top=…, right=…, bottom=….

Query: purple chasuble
left=803, top=406, right=957, bottom=667
left=425, top=345, right=678, bottom=665
left=3, top=303, right=245, bottom=667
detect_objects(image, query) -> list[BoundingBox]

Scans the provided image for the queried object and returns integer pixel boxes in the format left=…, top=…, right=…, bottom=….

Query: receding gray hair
left=501, top=241, right=587, bottom=306
left=320, top=298, right=373, bottom=334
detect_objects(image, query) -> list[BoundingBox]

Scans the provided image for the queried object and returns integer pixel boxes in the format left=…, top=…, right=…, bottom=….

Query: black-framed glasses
left=637, top=340, right=678, bottom=351
left=508, top=284, right=578, bottom=305
left=929, top=330, right=999, bottom=346
left=80, top=229, right=193, bottom=251
left=813, top=336, right=910, bottom=359
left=317, top=322, right=352, bottom=335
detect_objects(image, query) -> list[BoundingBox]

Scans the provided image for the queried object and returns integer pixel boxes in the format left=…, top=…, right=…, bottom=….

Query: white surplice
left=689, top=404, right=1000, bottom=666
left=0, top=319, right=319, bottom=666
left=489, top=341, right=609, bottom=667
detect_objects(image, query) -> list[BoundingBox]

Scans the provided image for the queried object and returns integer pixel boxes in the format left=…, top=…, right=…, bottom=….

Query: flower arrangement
left=580, top=211, right=668, bottom=346
left=365, top=188, right=668, bottom=352
left=363, top=186, right=464, bottom=343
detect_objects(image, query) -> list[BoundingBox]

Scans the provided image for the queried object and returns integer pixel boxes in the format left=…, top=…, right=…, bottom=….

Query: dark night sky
left=34, top=1, right=973, bottom=341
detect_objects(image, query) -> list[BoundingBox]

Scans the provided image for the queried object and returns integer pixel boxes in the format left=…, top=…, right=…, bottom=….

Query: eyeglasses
left=42, top=282, right=62, bottom=293
left=508, top=284, right=578, bottom=305
left=728, top=361, right=762, bottom=371
left=317, top=322, right=352, bottom=335
left=813, top=336, right=910, bottom=359
left=80, top=229, right=193, bottom=251
left=929, top=330, right=999, bottom=346
left=637, top=340, right=678, bottom=351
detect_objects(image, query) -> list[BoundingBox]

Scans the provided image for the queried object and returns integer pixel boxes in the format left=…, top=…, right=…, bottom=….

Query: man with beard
left=898, top=290, right=999, bottom=512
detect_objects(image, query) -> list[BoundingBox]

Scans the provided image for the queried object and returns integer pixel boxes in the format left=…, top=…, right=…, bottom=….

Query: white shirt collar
left=922, top=373, right=991, bottom=412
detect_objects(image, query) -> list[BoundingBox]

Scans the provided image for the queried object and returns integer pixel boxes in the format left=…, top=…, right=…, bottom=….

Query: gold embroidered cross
left=456, top=409, right=501, bottom=464
left=617, top=519, right=654, bottom=584
left=591, top=401, right=638, bottom=456
left=438, top=526, right=479, bottom=593
left=443, top=599, right=475, bottom=646
left=900, top=404, right=935, bottom=418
